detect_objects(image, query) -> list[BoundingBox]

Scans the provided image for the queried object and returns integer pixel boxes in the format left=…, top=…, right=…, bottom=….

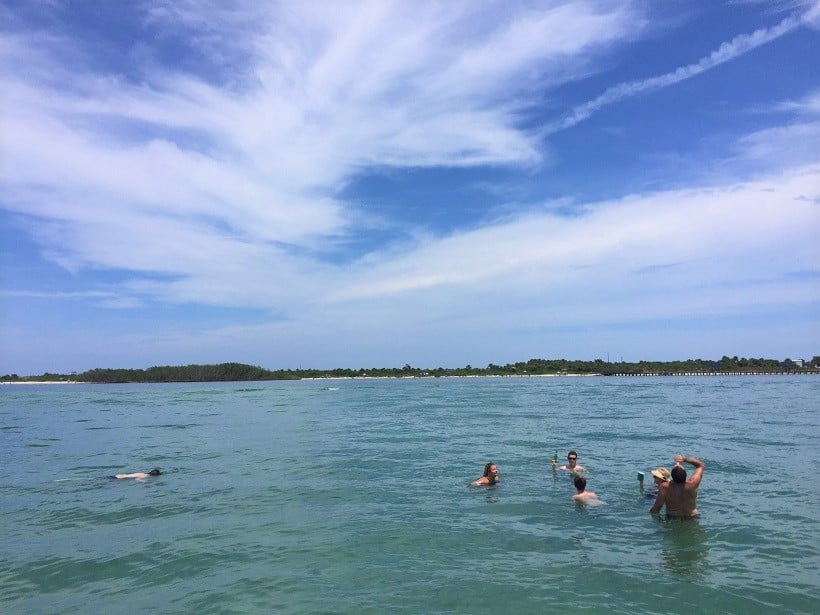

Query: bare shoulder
left=574, top=491, right=598, bottom=500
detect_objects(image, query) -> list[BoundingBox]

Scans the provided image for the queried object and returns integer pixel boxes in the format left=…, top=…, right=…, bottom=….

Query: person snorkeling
left=110, top=468, right=161, bottom=480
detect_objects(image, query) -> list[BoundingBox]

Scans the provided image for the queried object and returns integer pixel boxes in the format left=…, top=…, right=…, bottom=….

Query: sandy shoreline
left=0, top=380, right=83, bottom=385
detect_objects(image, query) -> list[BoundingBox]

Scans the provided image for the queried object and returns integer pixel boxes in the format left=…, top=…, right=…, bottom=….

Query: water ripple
left=1, top=377, right=818, bottom=613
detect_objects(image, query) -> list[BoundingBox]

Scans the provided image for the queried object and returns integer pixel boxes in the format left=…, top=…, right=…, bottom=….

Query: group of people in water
left=115, top=452, right=704, bottom=517
left=471, top=451, right=705, bottom=518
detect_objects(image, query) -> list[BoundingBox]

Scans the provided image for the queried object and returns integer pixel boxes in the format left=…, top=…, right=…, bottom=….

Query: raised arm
left=681, top=456, right=705, bottom=487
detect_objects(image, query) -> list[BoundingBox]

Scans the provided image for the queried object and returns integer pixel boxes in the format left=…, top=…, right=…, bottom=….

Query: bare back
left=663, top=482, right=699, bottom=517
left=650, top=456, right=704, bottom=517
left=572, top=490, right=598, bottom=501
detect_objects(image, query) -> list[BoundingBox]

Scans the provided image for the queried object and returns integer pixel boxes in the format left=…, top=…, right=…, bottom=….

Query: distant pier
left=608, top=371, right=813, bottom=376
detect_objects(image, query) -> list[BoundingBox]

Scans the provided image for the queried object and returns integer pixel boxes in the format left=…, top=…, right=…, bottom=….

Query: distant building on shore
left=781, top=358, right=805, bottom=369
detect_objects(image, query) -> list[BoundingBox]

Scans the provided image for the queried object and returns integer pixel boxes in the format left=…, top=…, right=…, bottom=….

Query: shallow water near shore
left=1, top=376, right=818, bottom=613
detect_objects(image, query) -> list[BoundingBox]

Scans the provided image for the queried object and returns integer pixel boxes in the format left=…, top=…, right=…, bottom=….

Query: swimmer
left=571, top=475, right=598, bottom=501
left=650, top=455, right=704, bottom=518
left=110, top=468, right=161, bottom=480
left=471, top=462, right=499, bottom=486
left=553, top=450, right=586, bottom=475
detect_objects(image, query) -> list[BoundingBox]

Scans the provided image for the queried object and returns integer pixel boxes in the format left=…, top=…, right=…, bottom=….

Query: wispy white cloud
left=733, top=121, right=820, bottom=165
left=0, top=289, right=116, bottom=300
left=772, top=89, right=820, bottom=114
left=545, top=6, right=817, bottom=134
left=727, top=90, right=820, bottom=169
left=0, top=289, right=141, bottom=310
left=1, top=1, right=641, bottom=289
left=326, top=163, right=819, bottom=303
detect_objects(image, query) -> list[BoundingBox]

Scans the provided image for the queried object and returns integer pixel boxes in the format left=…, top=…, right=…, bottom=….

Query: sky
left=1, top=0, right=819, bottom=375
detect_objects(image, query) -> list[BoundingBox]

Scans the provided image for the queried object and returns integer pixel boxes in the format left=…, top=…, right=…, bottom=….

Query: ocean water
left=1, top=376, right=818, bottom=614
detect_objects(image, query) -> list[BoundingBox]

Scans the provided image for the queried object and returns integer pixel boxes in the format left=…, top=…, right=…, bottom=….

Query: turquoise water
left=1, top=376, right=818, bottom=613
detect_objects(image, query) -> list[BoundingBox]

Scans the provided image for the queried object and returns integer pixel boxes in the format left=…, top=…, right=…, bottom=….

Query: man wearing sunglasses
left=552, top=450, right=586, bottom=475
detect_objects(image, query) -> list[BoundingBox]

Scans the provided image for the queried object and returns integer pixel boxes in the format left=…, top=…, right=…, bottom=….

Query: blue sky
left=1, top=0, right=818, bottom=375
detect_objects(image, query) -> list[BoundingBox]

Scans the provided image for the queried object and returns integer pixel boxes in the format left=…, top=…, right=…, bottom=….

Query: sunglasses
left=568, top=457, right=578, bottom=461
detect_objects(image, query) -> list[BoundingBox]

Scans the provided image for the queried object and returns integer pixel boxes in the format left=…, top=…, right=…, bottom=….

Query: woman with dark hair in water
left=471, top=462, right=499, bottom=486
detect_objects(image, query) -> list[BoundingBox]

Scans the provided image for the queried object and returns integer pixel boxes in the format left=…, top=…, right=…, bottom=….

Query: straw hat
left=651, top=467, right=671, bottom=481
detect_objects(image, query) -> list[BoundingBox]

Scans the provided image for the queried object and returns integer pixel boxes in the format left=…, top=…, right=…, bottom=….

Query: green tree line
left=2, top=356, right=818, bottom=383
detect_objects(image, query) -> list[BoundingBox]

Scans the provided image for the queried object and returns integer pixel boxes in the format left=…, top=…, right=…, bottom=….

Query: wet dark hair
left=148, top=468, right=161, bottom=476
left=671, top=466, right=686, bottom=484
left=573, top=476, right=587, bottom=491
left=483, top=463, right=494, bottom=477
left=567, top=450, right=578, bottom=460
